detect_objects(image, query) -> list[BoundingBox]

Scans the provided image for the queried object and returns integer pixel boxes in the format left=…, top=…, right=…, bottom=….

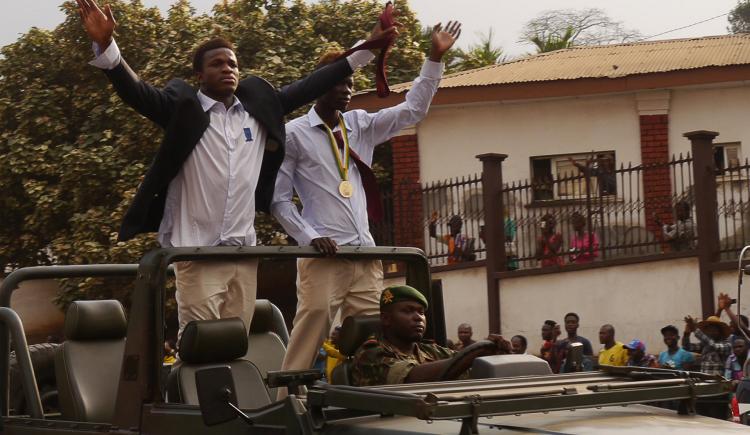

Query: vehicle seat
left=244, top=300, right=288, bottom=397
left=330, top=315, right=381, bottom=385
left=167, top=317, right=271, bottom=408
left=54, top=300, right=127, bottom=423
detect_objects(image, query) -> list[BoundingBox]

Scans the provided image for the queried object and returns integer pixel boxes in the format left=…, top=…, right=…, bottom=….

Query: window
left=714, top=142, right=741, bottom=173
left=531, top=151, right=617, bottom=201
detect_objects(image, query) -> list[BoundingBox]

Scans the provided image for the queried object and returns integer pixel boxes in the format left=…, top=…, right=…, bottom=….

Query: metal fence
left=717, top=159, right=750, bottom=258
left=500, top=154, right=695, bottom=270
left=372, top=154, right=702, bottom=268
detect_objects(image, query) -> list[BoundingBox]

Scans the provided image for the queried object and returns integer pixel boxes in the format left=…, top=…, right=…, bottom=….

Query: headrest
left=337, top=315, right=381, bottom=356
left=64, top=300, right=127, bottom=341
left=249, top=300, right=274, bottom=334
left=179, top=318, right=248, bottom=364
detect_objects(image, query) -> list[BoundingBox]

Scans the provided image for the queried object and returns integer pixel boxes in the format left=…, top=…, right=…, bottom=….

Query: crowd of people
left=428, top=197, right=695, bottom=270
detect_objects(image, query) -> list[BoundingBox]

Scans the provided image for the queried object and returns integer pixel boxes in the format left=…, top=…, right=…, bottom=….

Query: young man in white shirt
left=271, top=21, right=461, bottom=387
left=76, top=0, right=392, bottom=340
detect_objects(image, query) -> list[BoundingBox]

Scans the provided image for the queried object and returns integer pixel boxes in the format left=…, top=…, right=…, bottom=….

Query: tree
left=449, top=29, right=505, bottom=73
left=530, top=26, right=575, bottom=53
left=729, top=1, right=750, bottom=34
left=0, top=0, right=426, bottom=310
left=520, top=8, right=641, bottom=51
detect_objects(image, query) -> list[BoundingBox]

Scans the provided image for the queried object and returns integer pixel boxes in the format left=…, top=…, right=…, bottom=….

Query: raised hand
left=366, top=4, right=400, bottom=45
left=76, top=0, right=116, bottom=49
left=429, top=21, right=462, bottom=62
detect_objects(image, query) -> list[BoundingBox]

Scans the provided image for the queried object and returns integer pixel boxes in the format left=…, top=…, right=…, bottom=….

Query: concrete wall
left=417, top=257, right=711, bottom=359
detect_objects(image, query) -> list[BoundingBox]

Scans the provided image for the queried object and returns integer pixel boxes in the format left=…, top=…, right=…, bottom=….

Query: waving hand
left=429, top=21, right=462, bottom=62
left=76, top=0, right=117, bottom=49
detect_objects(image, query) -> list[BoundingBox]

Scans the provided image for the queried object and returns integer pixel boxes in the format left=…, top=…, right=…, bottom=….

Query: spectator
left=624, top=339, right=658, bottom=368
left=725, top=338, right=748, bottom=389
left=504, top=209, right=519, bottom=270
left=598, top=324, right=628, bottom=367
left=535, top=214, right=563, bottom=267
left=717, top=292, right=750, bottom=345
left=479, top=214, right=518, bottom=270
left=455, top=323, right=476, bottom=350
left=163, top=339, right=177, bottom=365
left=683, top=315, right=733, bottom=420
left=511, top=335, right=528, bottom=355
left=540, top=320, right=563, bottom=373
left=657, top=325, right=695, bottom=370
left=559, top=312, right=594, bottom=356
left=429, top=213, right=475, bottom=264
left=568, top=153, right=617, bottom=196
left=655, top=200, right=695, bottom=252
left=568, top=212, right=599, bottom=264
left=682, top=315, right=731, bottom=376
left=322, top=326, right=345, bottom=381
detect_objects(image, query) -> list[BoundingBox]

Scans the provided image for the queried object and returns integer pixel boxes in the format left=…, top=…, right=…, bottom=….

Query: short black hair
left=660, top=325, right=679, bottom=335
left=511, top=335, right=527, bottom=347
left=564, top=312, right=579, bottom=321
left=193, top=37, right=235, bottom=72
left=544, top=320, right=557, bottom=327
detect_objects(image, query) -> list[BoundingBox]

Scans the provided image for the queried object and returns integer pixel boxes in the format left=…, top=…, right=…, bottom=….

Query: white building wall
left=417, top=94, right=641, bottom=185
left=669, top=84, right=750, bottom=158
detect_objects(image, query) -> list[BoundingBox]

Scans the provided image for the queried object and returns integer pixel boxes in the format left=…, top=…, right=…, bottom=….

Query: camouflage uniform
left=351, top=335, right=455, bottom=386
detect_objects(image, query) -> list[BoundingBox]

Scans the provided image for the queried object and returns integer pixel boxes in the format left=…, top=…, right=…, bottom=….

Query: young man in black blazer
left=76, top=0, right=393, bottom=340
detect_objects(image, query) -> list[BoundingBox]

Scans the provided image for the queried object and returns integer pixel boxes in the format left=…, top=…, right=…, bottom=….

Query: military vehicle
left=0, top=247, right=744, bottom=434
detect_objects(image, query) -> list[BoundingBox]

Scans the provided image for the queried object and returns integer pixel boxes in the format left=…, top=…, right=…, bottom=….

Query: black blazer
left=104, top=56, right=354, bottom=241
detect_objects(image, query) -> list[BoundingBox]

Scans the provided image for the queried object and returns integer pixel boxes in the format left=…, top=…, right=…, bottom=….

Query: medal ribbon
left=321, top=115, right=350, bottom=182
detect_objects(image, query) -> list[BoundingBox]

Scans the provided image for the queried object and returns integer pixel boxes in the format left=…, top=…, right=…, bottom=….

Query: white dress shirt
left=271, top=60, right=444, bottom=247
left=89, top=39, right=375, bottom=247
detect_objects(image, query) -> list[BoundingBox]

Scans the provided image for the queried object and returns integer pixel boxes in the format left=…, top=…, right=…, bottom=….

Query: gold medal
left=339, top=180, right=354, bottom=198
left=322, top=115, right=355, bottom=198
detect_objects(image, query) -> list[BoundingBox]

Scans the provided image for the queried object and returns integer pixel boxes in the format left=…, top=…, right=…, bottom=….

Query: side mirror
left=196, top=366, right=238, bottom=426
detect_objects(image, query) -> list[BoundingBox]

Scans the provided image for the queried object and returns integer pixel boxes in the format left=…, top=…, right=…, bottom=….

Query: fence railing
left=500, top=154, right=695, bottom=270
left=373, top=154, right=703, bottom=269
left=717, top=159, right=750, bottom=258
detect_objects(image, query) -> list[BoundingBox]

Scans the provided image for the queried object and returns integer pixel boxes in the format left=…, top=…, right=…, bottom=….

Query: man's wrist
left=428, top=51, right=443, bottom=63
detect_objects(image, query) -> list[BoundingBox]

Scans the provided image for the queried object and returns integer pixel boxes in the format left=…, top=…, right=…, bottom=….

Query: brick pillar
left=391, top=134, right=423, bottom=249
left=637, top=91, right=672, bottom=238
left=640, top=114, right=672, bottom=235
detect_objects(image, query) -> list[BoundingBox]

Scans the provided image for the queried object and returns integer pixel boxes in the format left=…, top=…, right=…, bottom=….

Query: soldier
left=351, top=285, right=510, bottom=386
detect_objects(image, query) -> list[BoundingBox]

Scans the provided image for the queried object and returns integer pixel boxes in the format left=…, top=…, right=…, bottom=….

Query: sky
left=0, top=0, right=741, bottom=57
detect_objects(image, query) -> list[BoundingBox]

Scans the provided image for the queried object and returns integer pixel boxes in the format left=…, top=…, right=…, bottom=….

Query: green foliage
left=729, top=1, right=750, bottom=34
left=530, top=27, right=575, bottom=53
left=0, top=0, right=426, bottom=311
left=448, top=28, right=505, bottom=73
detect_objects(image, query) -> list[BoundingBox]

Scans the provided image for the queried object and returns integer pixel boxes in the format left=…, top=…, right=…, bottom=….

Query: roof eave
left=349, top=65, right=750, bottom=111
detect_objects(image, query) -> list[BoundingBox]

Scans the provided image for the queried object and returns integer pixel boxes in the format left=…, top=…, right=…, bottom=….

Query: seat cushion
left=64, top=300, right=127, bottom=341
left=337, top=315, right=381, bottom=356
left=244, top=332, right=286, bottom=397
left=54, top=339, right=125, bottom=422
left=179, top=317, right=248, bottom=364
left=167, top=360, right=271, bottom=409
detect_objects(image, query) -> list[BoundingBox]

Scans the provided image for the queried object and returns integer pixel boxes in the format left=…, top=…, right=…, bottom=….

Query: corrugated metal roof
left=384, top=34, right=750, bottom=93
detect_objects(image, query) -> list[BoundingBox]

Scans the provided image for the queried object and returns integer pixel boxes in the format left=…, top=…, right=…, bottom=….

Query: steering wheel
left=438, top=340, right=498, bottom=381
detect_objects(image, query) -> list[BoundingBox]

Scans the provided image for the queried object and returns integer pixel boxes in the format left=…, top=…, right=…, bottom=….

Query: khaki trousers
left=174, top=258, right=259, bottom=343
left=277, top=258, right=382, bottom=398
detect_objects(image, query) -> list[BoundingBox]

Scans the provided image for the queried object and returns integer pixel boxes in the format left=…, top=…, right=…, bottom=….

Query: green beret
left=380, top=285, right=428, bottom=309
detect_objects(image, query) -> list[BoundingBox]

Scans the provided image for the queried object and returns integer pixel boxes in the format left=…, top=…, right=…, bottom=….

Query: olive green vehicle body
left=0, top=247, right=742, bottom=434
